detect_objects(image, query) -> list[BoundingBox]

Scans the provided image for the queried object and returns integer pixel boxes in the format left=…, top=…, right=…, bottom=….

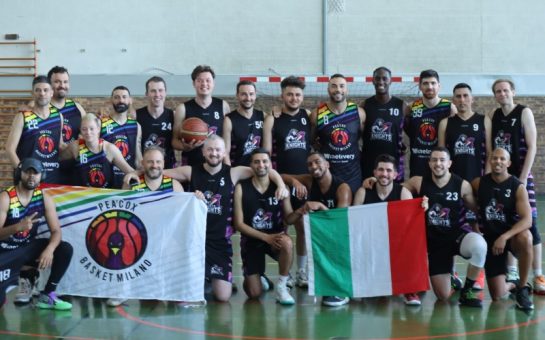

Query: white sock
left=507, top=265, right=518, bottom=273
left=534, top=268, right=543, bottom=277
left=278, top=275, right=289, bottom=286
left=297, top=256, right=307, bottom=270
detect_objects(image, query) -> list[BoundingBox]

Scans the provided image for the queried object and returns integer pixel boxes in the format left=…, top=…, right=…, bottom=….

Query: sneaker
left=14, top=277, right=32, bottom=305
left=506, top=267, right=520, bottom=283
left=106, top=298, right=127, bottom=307
left=473, top=270, right=485, bottom=290
left=36, top=292, right=72, bottom=311
left=296, top=268, right=308, bottom=288
left=260, top=275, right=274, bottom=291
left=459, top=289, right=482, bottom=308
left=275, top=284, right=295, bottom=305
left=286, top=273, right=295, bottom=289
left=533, top=275, right=545, bottom=295
left=451, top=272, right=463, bottom=291
left=515, top=285, right=534, bottom=311
left=404, top=293, right=421, bottom=306
left=322, top=296, right=349, bottom=307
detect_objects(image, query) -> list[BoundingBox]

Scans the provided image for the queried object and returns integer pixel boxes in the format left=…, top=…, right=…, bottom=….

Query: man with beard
left=472, top=148, right=533, bottom=310
left=222, top=80, right=264, bottom=166
left=101, top=86, right=143, bottom=188
left=487, top=79, right=543, bottom=295
left=173, top=65, right=231, bottom=166
left=404, top=70, right=456, bottom=177
left=125, top=135, right=288, bottom=302
left=360, top=67, right=409, bottom=181
left=136, top=76, right=176, bottom=169
left=311, top=74, right=365, bottom=194
left=402, top=147, right=487, bottom=307
left=234, top=148, right=295, bottom=305
left=5, top=76, right=64, bottom=184
left=0, top=158, right=73, bottom=310
left=282, top=151, right=352, bottom=306
left=263, top=76, right=311, bottom=287
left=106, top=146, right=183, bottom=307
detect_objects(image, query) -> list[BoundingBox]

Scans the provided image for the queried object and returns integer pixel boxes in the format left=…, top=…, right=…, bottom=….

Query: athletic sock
left=278, top=275, right=289, bottom=286
left=534, top=268, right=543, bottom=277
left=463, top=278, right=476, bottom=291
left=297, top=256, right=307, bottom=270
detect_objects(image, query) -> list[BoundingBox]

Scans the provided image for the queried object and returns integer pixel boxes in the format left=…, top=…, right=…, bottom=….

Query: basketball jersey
left=75, top=139, right=113, bottom=188
left=405, top=98, right=451, bottom=176
left=444, top=113, right=486, bottom=181
left=316, top=102, right=361, bottom=193
left=130, top=174, right=174, bottom=192
left=0, top=187, right=45, bottom=251
left=272, top=109, right=311, bottom=174
left=53, top=99, right=82, bottom=143
left=363, top=183, right=403, bottom=204
left=101, top=117, right=138, bottom=188
left=190, top=164, right=234, bottom=251
left=16, top=109, right=62, bottom=184
left=361, top=96, right=405, bottom=181
left=239, top=178, right=284, bottom=244
left=183, top=98, right=224, bottom=167
left=136, top=106, right=175, bottom=169
left=419, top=174, right=466, bottom=240
left=477, top=174, right=522, bottom=236
left=308, top=175, right=345, bottom=209
left=228, top=109, right=264, bottom=166
left=491, top=105, right=528, bottom=177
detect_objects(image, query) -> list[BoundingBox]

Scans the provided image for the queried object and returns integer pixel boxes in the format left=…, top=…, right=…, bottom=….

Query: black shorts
left=205, top=243, right=232, bottom=283
left=483, top=233, right=513, bottom=278
left=240, top=238, right=279, bottom=276
left=526, top=176, right=540, bottom=245
left=427, top=231, right=469, bottom=276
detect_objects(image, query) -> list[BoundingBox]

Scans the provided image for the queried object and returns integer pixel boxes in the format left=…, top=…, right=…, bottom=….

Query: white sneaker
left=260, top=275, right=274, bottom=291
left=322, top=296, right=349, bottom=307
left=296, top=268, right=308, bottom=288
left=286, top=273, right=295, bottom=289
left=275, top=284, right=295, bottom=305
left=14, top=277, right=32, bottom=305
left=106, top=298, right=127, bottom=307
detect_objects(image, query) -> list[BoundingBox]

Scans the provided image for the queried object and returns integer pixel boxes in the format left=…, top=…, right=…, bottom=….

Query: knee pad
left=460, top=233, right=487, bottom=268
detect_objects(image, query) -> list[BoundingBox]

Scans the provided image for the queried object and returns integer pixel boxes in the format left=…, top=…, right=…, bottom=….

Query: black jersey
left=491, top=104, right=528, bottom=177
left=228, top=109, right=264, bottom=166
left=239, top=178, right=284, bottom=242
left=477, top=174, right=522, bottom=236
left=444, top=113, right=486, bottom=181
left=16, top=109, right=62, bottom=184
left=183, top=98, right=224, bottom=166
left=75, top=139, right=113, bottom=188
left=136, top=106, right=175, bottom=169
left=53, top=99, right=82, bottom=143
left=190, top=164, right=234, bottom=251
left=272, top=109, right=311, bottom=174
left=100, top=117, right=138, bottom=188
left=419, top=174, right=466, bottom=240
left=361, top=96, right=405, bottom=181
left=316, top=102, right=362, bottom=193
left=363, top=183, right=403, bottom=204
left=405, top=98, right=451, bottom=177
left=309, top=175, right=345, bottom=209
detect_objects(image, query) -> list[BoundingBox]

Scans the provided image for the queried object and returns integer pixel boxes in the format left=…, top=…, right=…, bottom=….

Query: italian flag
left=303, top=198, right=429, bottom=298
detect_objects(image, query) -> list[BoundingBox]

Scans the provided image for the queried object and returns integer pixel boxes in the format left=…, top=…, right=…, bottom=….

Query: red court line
left=117, top=304, right=545, bottom=339
left=0, top=329, right=103, bottom=340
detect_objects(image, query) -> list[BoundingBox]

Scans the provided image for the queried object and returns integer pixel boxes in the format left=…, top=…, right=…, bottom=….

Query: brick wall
left=1, top=95, right=544, bottom=192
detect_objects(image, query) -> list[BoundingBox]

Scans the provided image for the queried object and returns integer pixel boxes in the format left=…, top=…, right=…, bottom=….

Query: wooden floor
left=2, top=202, right=545, bottom=339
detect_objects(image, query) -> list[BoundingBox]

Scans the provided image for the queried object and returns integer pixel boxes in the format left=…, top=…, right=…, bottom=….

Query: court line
left=117, top=304, right=545, bottom=340
left=0, top=329, right=104, bottom=340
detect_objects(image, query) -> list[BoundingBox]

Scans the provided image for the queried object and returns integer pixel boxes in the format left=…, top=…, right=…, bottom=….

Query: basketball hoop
left=328, top=0, right=346, bottom=14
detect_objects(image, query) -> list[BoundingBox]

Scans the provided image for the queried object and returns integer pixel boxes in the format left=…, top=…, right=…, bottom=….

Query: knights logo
left=370, top=118, right=393, bottom=142
left=494, top=130, right=512, bottom=153
left=86, top=210, right=148, bottom=270
left=485, top=198, right=506, bottom=222
left=285, top=129, right=306, bottom=150
left=453, top=134, right=475, bottom=156
left=427, top=203, right=451, bottom=227
left=144, top=134, right=166, bottom=149
left=252, top=209, right=273, bottom=230
left=243, top=133, right=261, bottom=156
left=204, top=191, right=222, bottom=215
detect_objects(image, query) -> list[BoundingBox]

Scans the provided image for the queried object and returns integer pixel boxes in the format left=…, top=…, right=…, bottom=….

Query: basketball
left=181, top=117, right=209, bottom=143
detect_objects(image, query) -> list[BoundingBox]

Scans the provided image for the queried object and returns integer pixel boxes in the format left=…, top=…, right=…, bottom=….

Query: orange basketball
left=181, top=117, right=209, bottom=143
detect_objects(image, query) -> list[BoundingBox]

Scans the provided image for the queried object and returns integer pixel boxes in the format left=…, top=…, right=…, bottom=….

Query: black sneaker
left=451, top=272, right=463, bottom=291
left=322, top=296, right=349, bottom=307
left=515, top=285, right=534, bottom=311
left=459, top=289, right=482, bottom=308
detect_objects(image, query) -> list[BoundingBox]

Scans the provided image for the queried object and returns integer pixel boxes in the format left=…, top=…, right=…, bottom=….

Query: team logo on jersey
left=243, top=133, right=261, bottom=156
left=484, top=199, right=506, bottom=223
left=417, top=121, right=437, bottom=145
left=494, top=130, right=512, bottom=153
left=370, top=119, right=393, bottom=142
left=252, top=209, right=273, bottom=230
left=427, top=203, right=451, bottom=227
left=453, top=134, right=475, bottom=156
left=284, top=129, right=307, bottom=150
left=62, top=121, right=73, bottom=142
left=85, top=210, right=148, bottom=270
left=204, top=191, right=222, bottom=215
left=115, top=138, right=130, bottom=158
left=144, top=134, right=166, bottom=149
left=208, top=126, right=218, bottom=135
left=36, top=131, right=58, bottom=159
left=329, top=125, right=351, bottom=150
left=210, top=264, right=224, bottom=277
left=88, top=167, right=107, bottom=187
